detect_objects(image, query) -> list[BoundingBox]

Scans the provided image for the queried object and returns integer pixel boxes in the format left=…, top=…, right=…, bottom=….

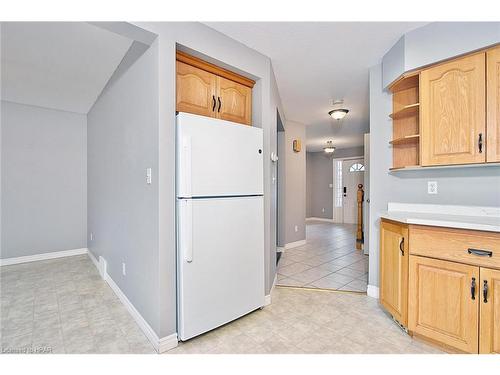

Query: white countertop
left=380, top=203, right=500, bottom=233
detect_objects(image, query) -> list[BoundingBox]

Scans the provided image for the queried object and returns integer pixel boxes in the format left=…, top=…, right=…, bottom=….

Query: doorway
left=333, top=157, right=365, bottom=224
left=276, top=109, right=285, bottom=264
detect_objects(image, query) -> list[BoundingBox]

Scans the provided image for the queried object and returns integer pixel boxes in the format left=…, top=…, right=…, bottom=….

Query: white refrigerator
left=176, top=112, right=265, bottom=341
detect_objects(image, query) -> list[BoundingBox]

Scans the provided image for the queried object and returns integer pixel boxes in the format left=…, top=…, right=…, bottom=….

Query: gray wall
left=1, top=101, right=87, bottom=258
left=306, top=152, right=333, bottom=219
left=332, top=146, right=364, bottom=159
left=382, top=22, right=500, bottom=88
left=368, top=63, right=500, bottom=288
left=87, top=42, right=160, bottom=334
left=284, top=120, right=306, bottom=243
left=131, top=21, right=284, bottom=338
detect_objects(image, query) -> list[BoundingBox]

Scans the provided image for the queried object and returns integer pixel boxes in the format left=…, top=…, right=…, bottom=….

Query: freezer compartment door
left=177, top=112, right=263, bottom=197
left=177, top=196, right=265, bottom=341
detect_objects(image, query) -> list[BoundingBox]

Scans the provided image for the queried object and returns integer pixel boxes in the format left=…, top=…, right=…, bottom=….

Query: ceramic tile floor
left=169, top=287, right=443, bottom=354
left=0, top=255, right=155, bottom=354
left=277, top=221, right=369, bottom=291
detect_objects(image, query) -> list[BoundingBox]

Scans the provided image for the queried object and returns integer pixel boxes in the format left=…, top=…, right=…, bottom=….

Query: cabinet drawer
left=410, top=225, right=500, bottom=269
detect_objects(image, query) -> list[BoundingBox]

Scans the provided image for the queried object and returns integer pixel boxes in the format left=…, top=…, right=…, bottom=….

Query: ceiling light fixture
left=328, top=99, right=349, bottom=120
left=323, top=141, right=335, bottom=154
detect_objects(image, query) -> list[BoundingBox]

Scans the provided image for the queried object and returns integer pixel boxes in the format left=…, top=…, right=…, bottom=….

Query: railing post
left=356, top=184, right=364, bottom=250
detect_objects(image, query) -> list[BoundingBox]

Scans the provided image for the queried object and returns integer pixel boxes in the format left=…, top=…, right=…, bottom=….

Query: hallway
left=277, top=220, right=368, bottom=292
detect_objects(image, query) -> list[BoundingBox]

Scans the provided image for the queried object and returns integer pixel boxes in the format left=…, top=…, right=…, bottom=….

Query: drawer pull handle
left=471, top=277, right=476, bottom=300
left=483, top=280, right=488, bottom=303
left=399, top=237, right=404, bottom=256
left=467, top=248, right=492, bottom=257
left=212, top=95, right=216, bottom=111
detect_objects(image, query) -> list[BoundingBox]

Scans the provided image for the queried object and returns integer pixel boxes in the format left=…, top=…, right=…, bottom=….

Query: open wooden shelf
left=389, top=165, right=421, bottom=171
left=389, top=103, right=420, bottom=120
left=390, top=73, right=420, bottom=170
left=389, top=72, right=419, bottom=93
left=390, top=134, right=420, bottom=145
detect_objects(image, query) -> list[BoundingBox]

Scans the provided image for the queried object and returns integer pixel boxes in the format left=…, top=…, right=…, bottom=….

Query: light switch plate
left=428, top=181, right=438, bottom=194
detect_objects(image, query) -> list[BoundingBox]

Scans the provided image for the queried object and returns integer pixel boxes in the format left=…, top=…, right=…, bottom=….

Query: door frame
left=332, top=155, right=364, bottom=224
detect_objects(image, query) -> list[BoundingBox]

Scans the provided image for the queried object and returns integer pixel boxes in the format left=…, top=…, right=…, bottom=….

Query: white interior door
left=342, top=158, right=364, bottom=224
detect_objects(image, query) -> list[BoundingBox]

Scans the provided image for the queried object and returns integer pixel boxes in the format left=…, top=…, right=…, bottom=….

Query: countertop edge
left=379, top=212, right=500, bottom=233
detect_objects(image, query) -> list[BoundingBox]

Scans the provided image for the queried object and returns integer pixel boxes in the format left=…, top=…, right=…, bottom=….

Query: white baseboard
left=88, top=254, right=178, bottom=353
left=306, top=217, right=334, bottom=223
left=0, top=248, right=88, bottom=266
left=88, top=250, right=99, bottom=270
left=264, top=274, right=278, bottom=307
left=367, top=285, right=379, bottom=299
left=284, top=239, right=306, bottom=249
left=158, top=333, right=179, bottom=353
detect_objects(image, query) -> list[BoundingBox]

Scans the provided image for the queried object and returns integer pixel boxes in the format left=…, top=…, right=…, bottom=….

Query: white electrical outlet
left=90, top=232, right=94, bottom=241
left=294, top=225, right=298, bottom=232
left=122, top=263, right=126, bottom=276
left=428, top=181, right=438, bottom=194
left=146, top=168, right=152, bottom=185
left=329, top=183, right=333, bottom=188
left=322, top=208, right=325, bottom=213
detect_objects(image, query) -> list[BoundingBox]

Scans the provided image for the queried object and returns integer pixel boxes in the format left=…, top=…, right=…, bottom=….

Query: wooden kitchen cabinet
left=176, top=51, right=254, bottom=126
left=487, top=46, right=500, bottom=162
left=480, top=267, right=500, bottom=354
left=419, top=53, right=486, bottom=166
left=408, top=255, right=479, bottom=353
left=380, top=219, right=409, bottom=326
left=176, top=61, right=217, bottom=118
left=216, top=76, right=252, bottom=125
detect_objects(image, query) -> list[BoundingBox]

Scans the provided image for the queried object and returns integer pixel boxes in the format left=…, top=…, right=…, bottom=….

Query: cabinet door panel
left=420, top=53, right=486, bottom=166
left=176, top=61, right=217, bottom=118
left=480, top=268, right=500, bottom=354
left=380, top=220, right=408, bottom=326
left=216, top=76, right=252, bottom=125
left=487, top=46, right=500, bottom=162
left=408, top=255, right=479, bottom=353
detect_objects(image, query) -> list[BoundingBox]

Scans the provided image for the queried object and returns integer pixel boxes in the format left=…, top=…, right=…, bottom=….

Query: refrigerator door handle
left=180, top=136, right=192, bottom=197
left=182, top=200, right=193, bottom=263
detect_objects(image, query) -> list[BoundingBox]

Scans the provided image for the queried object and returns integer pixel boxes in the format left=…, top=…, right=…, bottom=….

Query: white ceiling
left=205, top=22, right=427, bottom=151
left=1, top=22, right=133, bottom=114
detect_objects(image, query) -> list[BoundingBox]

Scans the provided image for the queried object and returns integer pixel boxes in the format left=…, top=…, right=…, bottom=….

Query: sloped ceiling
left=1, top=22, right=133, bottom=114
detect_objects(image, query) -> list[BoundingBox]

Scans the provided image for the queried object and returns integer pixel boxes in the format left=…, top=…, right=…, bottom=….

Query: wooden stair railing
left=356, top=184, right=364, bottom=250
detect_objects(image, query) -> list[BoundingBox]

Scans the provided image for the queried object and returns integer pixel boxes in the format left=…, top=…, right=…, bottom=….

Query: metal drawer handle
left=467, top=248, right=493, bottom=257
left=399, top=237, right=404, bottom=256
left=212, top=95, right=216, bottom=111
left=471, top=277, right=476, bottom=300
left=478, top=133, right=483, bottom=153
left=483, top=280, right=488, bottom=303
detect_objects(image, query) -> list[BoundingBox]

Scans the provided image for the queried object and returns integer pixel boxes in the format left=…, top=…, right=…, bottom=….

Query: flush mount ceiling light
left=323, top=141, right=335, bottom=154
left=328, top=99, right=349, bottom=120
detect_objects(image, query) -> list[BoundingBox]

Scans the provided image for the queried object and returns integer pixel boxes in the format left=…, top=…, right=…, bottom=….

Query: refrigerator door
left=177, top=196, right=265, bottom=341
left=177, top=112, right=264, bottom=198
